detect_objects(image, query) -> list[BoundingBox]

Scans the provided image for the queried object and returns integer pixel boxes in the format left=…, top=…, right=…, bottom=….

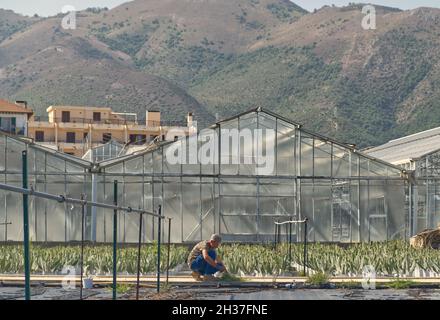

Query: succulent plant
left=0, top=241, right=438, bottom=277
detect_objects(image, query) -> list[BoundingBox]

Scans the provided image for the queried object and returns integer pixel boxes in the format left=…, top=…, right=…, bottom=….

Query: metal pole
left=166, top=218, right=172, bottom=286
left=112, top=180, right=118, bottom=301
left=277, top=224, right=281, bottom=246
left=304, top=218, right=308, bottom=276
left=22, top=151, right=31, bottom=301
left=91, top=173, right=98, bottom=242
left=136, top=212, right=143, bottom=300
left=80, top=194, right=85, bottom=300
left=157, top=205, right=162, bottom=294
left=289, top=219, right=292, bottom=265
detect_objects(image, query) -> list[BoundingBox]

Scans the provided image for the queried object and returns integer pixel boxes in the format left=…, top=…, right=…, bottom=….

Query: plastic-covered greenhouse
left=0, top=108, right=410, bottom=244
left=366, top=127, right=440, bottom=235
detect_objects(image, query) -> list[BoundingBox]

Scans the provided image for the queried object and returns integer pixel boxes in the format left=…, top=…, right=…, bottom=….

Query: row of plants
left=221, top=241, right=440, bottom=277
left=0, top=241, right=439, bottom=277
left=303, top=241, right=440, bottom=276
left=0, top=244, right=188, bottom=275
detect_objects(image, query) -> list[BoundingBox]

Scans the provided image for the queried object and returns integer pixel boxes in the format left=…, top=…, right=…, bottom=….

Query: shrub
left=306, top=273, right=330, bottom=286
left=387, top=280, right=415, bottom=289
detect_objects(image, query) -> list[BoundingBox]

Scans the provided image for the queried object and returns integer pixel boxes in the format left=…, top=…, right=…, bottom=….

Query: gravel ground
left=2, top=286, right=440, bottom=300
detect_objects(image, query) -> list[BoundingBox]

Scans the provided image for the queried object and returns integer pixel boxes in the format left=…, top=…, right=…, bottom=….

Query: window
left=11, top=117, right=16, bottom=131
left=66, top=132, right=75, bottom=143
left=83, top=132, right=89, bottom=140
left=35, top=131, right=45, bottom=142
left=0, top=117, right=15, bottom=133
left=61, top=111, right=70, bottom=123
left=103, top=133, right=112, bottom=143
left=93, top=112, right=101, bottom=122
left=130, top=134, right=147, bottom=145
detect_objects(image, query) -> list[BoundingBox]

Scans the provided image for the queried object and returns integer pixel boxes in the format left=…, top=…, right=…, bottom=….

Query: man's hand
left=217, top=265, right=227, bottom=272
left=202, top=249, right=218, bottom=268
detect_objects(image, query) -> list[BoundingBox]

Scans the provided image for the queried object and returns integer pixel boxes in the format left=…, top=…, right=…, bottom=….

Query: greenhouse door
left=312, top=197, right=332, bottom=242
left=332, top=202, right=351, bottom=242
left=331, top=182, right=352, bottom=242
left=368, top=197, right=388, bottom=241
left=430, top=192, right=440, bottom=230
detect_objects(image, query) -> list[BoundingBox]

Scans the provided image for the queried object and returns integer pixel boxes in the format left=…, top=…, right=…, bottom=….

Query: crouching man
left=188, top=234, right=227, bottom=281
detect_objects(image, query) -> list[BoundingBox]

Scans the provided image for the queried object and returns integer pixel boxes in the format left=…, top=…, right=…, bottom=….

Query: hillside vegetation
left=1, top=1, right=440, bottom=146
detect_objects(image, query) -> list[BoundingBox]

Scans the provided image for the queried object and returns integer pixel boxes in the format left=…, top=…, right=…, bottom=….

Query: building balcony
left=57, top=122, right=89, bottom=130
left=31, top=116, right=186, bottom=128
left=28, top=120, right=55, bottom=128
left=35, top=138, right=121, bottom=146
left=35, top=139, right=85, bottom=144
left=37, top=141, right=102, bottom=148
left=91, top=123, right=126, bottom=130
left=126, top=124, right=161, bottom=131
left=57, top=141, right=85, bottom=148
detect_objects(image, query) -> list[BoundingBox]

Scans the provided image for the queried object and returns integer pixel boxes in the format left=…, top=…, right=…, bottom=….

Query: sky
left=1, top=0, right=440, bottom=17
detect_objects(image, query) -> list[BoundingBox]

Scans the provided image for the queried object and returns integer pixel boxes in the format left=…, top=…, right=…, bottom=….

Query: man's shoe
left=203, top=275, right=218, bottom=282
left=191, top=271, right=202, bottom=281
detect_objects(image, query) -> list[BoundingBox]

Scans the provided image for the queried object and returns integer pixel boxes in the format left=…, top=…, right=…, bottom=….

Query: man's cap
left=210, top=234, right=222, bottom=243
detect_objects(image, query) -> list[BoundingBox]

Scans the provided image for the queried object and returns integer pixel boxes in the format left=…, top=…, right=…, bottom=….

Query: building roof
left=0, top=99, right=33, bottom=114
left=46, top=105, right=113, bottom=112
left=364, top=126, right=440, bottom=164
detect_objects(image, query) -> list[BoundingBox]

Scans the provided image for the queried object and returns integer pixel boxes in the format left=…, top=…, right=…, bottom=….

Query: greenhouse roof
left=0, top=108, right=406, bottom=175
left=0, top=132, right=93, bottom=168
left=97, top=107, right=406, bottom=173
left=364, top=126, right=440, bottom=165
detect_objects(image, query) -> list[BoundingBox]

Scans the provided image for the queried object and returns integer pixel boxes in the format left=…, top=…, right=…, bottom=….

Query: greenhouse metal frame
left=0, top=108, right=411, bottom=244
left=365, top=127, right=440, bottom=236
left=414, top=149, right=440, bottom=234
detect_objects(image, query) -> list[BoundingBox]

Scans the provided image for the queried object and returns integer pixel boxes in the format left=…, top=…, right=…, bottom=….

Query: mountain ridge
left=1, top=1, right=440, bottom=147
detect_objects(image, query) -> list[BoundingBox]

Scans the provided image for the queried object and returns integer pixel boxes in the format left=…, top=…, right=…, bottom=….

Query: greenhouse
left=366, top=127, right=440, bottom=235
left=0, top=108, right=410, bottom=244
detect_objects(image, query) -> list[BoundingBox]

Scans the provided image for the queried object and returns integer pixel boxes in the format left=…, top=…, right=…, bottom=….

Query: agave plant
left=0, top=241, right=439, bottom=277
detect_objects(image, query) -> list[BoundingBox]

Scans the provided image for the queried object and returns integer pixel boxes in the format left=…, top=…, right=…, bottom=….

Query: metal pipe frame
left=166, top=218, right=172, bottom=286
left=22, top=151, right=31, bottom=300
left=0, top=182, right=162, bottom=219
left=157, top=205, right=162, bottom=294
left=80, top=194, right=85, bottom=300
left=112, top=180, right=118, bottom=300
left=136, top=211, right=143, bottom=300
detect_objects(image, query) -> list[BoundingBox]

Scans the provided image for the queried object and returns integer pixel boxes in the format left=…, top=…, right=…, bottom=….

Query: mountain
left=0, top=9, right=40, bottom=43
left=1, top=1, right=440, bottom=147
left=0, top=8, right=211, bottom=125
left=188, top=4, right=440, bottom=146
